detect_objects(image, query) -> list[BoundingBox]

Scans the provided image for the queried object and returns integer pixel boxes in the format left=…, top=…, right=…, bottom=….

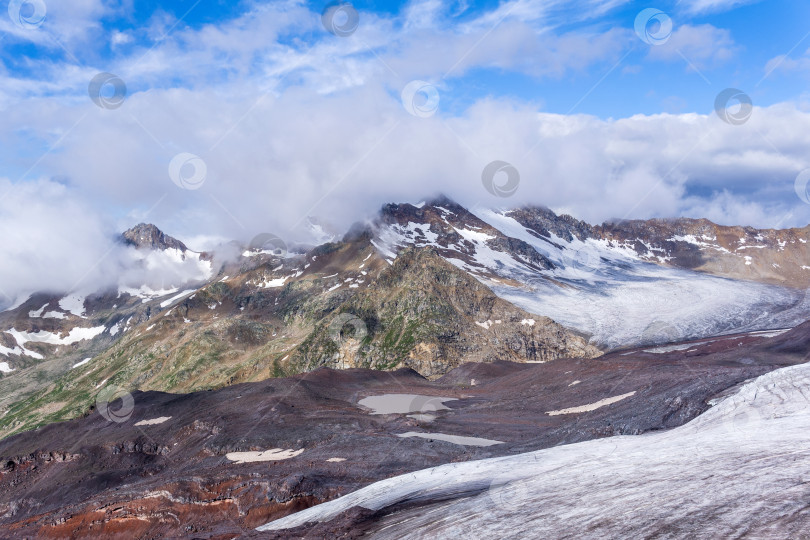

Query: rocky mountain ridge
left=0, top=197, right=808, bottom=437
left=0, top=220, right=597, bottom=438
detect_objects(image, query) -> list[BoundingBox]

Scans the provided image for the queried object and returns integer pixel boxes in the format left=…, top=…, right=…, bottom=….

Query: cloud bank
left=0, top=0, right=807, bottom=303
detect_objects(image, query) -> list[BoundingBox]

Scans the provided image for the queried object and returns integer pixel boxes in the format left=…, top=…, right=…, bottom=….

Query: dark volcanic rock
left=0, top=323, right=808, bottom=538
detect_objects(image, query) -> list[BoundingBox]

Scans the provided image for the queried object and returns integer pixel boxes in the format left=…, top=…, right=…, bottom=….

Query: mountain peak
left=121, top=223, right=188, bottom=251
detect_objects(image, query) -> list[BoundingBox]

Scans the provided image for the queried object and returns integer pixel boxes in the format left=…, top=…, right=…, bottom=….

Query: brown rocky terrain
left=596, top=217, right=810, bottom=288
left=0, top=322, right=807, bottom=538
left=500, top=206, right=810, bottom=288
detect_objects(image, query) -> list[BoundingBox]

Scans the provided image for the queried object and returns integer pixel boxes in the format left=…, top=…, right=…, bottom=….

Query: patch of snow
left=454, top=227, right=495, bottom=243
left=643, top=342, right=706, bottom=354
left=8, top=326, right=106, bottom=347
left=520, top=319, right=535, bottom=326
left=0, top=344, right=27, bottom=358
left=134, top=416, right=172, bottom=426
left=264, top=276, right=289, bottom=288
left=59, top=294, right=86, bottom=317
left=327, top=457, right=347, bottom=463
left=0, top=362, right=13, bottom=373
left=396, top=432, right=503, bottom=447
left=43, top=311, right=66, bottom=319
left=568, top=380, right=581, bottom=386
left=118, top=285, right=179, bottom=303
left=28, top=303, right=48, bottom=318
left=745, top=328, right=791, bottom=338
left=72, top=357, right=92, bottom=369
left=109, top=322, right=121, bottom=336
left=669, top=234, right=730, bottom=254
left=226, top=449, right=304, bottom=463
left=159, top=289, right=196, bottom=308
left=546, top=391, right=636, bottom=415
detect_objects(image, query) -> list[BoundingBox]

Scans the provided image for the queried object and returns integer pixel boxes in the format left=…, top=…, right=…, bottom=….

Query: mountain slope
left=2, top=198, right=808, bottom=436
left=595, top=217, right=810, bottom=288
left=1, top=322, right=807, bottom=538
left=295, top=246, right=598, bottom=377
left=0, top=231, right=596, bottom=438
left=258, top=347, right=810, bottom=538
left=371, top=198, right=810, bottom=348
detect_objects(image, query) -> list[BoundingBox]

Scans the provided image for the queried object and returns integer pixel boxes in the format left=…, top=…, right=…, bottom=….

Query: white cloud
left=677, top=0, right=762, bottom=14
left=647, top=24, right=738, bottom=70
left=764, top=48, right=810, bottom=78
left=0, top=0, right=808, bottom=303
left=18, top=86, right=809, bottom=243
left=0, top=177, right=212, bottom=309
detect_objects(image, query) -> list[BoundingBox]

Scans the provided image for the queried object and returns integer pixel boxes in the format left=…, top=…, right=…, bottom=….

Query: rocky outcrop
left=595, top=217, right=810, bottom=287
left=121, top=223, right=189, bottom=251
left=294, top=247, right=599, bottom=378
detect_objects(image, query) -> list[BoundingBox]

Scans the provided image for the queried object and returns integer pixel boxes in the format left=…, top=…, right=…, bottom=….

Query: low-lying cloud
left=0, top=0, right=807, bottom=303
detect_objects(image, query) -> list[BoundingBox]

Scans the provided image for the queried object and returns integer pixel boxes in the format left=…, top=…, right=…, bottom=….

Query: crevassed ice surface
left=471, top=209, right=809, bottom=348
left=258, top=362, right=810, bottom=538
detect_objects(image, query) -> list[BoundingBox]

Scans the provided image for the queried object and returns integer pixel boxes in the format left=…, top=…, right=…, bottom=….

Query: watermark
left=634, top=8, right=672, bottom=46
left=327, top=312, right=368, bottom=343
left=714, top=88, right=753, bottom=125
left=488, top=473, right=531, bottom=510
left=321, top=2, right=359, bottom=37
left=168, top=153, right=207, bottom=190
left=482, top=160, right=520, bottom=198
left=8, top=0, right=46, bottom=29
left=249, top=233, right=288, bottom=257
left=718, top=402, right=763, bottom=442
left=407, top=395, right=452, bottom=421
left=562, top=244, right=602, bottom=271
left=96, top=386, right=134, bottom=423
left=795, top=169, right=810, bottom=205
left=401, top=80, right=440, bottom=118
left=640, top=320, right=679, bottom=345
left=88, top=73, right=127, bottom=110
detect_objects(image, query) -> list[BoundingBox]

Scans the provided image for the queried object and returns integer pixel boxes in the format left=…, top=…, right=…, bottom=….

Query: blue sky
left=4, top=0, right=808, bottom=117
left=2, top=0, right=810, bottom=298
